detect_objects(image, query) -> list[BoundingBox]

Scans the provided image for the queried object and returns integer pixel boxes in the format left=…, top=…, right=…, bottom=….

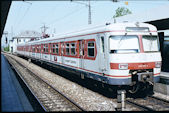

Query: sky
left=2, top=0, right=169, bottom=47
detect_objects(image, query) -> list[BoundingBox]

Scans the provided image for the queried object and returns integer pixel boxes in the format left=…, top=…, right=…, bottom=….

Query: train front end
left=107, top=23, right=161, bottom=93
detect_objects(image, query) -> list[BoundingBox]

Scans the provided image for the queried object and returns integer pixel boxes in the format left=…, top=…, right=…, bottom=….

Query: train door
left=60, top=42, right=64, bottom=64
left=29, top=45, right=31, bottom=57
left=40, top=44, right=42, bottom=59
left=79, top=40, right=85, bottom=69
left=98, top=35, right=106, bottom=73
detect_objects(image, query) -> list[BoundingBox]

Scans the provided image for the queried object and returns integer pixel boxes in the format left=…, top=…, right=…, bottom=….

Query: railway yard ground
left=1, top=52, right=169, bottom=111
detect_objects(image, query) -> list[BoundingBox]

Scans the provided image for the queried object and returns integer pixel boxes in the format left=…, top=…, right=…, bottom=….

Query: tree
left=113, top=7, right=132, bottom=18
left=4, top=45, right=9, bottom=52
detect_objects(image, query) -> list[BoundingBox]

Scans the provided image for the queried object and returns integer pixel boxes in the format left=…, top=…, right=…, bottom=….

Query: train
left=16, top=22, right=162, bottom=94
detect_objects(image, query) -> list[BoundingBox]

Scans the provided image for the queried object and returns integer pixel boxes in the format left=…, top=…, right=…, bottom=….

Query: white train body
left=16, top=22, right=161, bottom=87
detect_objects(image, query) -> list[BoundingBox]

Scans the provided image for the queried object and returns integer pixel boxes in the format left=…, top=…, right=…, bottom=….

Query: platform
left=154, top=72, right=169, bottom=95
left=1, top=54, right=34, bottom=112
left=160, top=72, right=169, bottom=80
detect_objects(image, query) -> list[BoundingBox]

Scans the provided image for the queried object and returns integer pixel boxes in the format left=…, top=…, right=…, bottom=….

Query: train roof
left=18, top=22, right=157, bottom=46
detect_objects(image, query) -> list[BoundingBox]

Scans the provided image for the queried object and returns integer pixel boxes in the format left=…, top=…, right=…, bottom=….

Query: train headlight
left=155, top=61, right=161, bottom=68
left=119, top=63, right=128, bottom=70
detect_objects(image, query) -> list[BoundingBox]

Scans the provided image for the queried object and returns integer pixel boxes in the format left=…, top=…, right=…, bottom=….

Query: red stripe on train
left=110, top=62, right=156, bottom=70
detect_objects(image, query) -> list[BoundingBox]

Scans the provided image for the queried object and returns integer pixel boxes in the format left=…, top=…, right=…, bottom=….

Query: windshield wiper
left=118, top=33, right=127, bottom=48
left=149, top=33, right=153, bottom=51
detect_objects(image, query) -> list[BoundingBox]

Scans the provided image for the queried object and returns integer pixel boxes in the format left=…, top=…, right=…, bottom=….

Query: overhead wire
left=16, top=2, right=32, bottom=33
left=50, top=7, right=87, bottom=35
left=48, top=6, right=87, bottom=26
left=15, top=1, right=97, bottom=35
left=49, top=1, right=98, bottom=28
left=14, top=2, right=22, bottom=28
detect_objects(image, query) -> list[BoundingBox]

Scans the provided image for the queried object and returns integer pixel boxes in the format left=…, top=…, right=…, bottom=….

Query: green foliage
left=113, top=7, right=132, bottom=18
left=4, top=45, right=9, bottom=52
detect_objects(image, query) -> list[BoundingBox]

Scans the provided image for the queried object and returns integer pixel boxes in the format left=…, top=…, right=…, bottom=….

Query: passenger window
left=37, top=45, right=40, bottom=53
left=36, top=46, right=38, bottom=52
left=101, top=36, right=104, bottom=53
left=43, top=45, right=45, bottom=53
left=52, top=44, right=55, bottom=53
left=66, top=43, right=70, bottom=55
left=33, top=46, right=35, bottom=52
left=61, top=43, right=64, bottom=55
left=29, top=46, right=31, bottom=52
left=71, top=43, right=76, bottom=55
left=88, top=41, right=95, bottom=57
left=46, top=44, right=48, bottom=53
left=38, top=45, right=40, bottom=53
left=56, top=44, right=59, bottom=54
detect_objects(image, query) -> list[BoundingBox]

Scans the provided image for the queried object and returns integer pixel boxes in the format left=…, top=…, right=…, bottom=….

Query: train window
left=37, top=45, right=40, bottom=53
left=88, top=41, right=95, bottom=57
left=32, top=46, right=35, bottom=52
left=71, top=43, right=76, bottom=55
left=28, top=46, right=30, bottom=52
left=109, top=35, right=139, bottom=53
left=43, top=44, right=48, bottom=53
left=52, top=44, right=56, bottom=53
left=37, top=45, right=39, bottom=53
left=101, top=36, right=104, bottom=53
left=39, top=45, right=41, bottom=53
left=34, top=46, right=36, bottom=52
left=56, top=44, right=59, bottom=54
left=43, top=45, right=45, bottom=53
left=126, top=27, right=149, bottom=32
left=46, top=44, right=48, bottom=53
left=66, top=43, right=70, bottom=55
left=38, top=45, right=41, bottom=53
left=36, top=46, right=38, bottom=53
left=142, top=35, right=159, bottom=52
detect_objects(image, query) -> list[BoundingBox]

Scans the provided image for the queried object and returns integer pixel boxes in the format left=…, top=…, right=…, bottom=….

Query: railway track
left=5, top=54, right=85, bottom=111
left=126, top=95, right=169, bottom=111
left=4, top=52, right=169, bottom=111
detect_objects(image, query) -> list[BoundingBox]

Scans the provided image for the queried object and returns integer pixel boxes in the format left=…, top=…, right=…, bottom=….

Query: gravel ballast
left=4, top=53, right=121, bottom=111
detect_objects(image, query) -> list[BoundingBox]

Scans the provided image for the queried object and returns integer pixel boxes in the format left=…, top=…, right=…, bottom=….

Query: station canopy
left=115, top=4, right=169, bottom=31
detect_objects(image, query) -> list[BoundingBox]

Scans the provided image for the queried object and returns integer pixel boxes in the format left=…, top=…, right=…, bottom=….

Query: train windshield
left=109, top=35, right=139, bottom=53
left=142, top=35, right=159, bottom=52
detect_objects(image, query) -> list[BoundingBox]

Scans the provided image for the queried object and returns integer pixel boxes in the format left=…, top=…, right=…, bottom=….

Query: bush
left=4, top=46, right=9, bottom=52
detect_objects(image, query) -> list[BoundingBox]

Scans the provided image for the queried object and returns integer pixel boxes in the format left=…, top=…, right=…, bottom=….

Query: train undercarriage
left=18, top=55, right=155, bottom=96
left=128, top=69, right=154, bottom=94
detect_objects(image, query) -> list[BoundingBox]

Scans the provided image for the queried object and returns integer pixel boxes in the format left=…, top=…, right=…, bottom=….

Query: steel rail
left=6, top=54, right=85, bottom=111
left=126, top=95, right=169, bottom=111
left=126, top=99, right=155, bottom=111
left=148, top=95, right=169, bottom=104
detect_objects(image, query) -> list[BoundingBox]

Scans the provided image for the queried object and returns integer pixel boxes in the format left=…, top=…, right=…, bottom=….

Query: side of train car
left=16, top=22, right=162, bottom=93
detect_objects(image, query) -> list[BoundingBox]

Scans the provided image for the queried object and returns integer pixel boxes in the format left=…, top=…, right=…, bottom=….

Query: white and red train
left=16, top=22, right=162, bottom=93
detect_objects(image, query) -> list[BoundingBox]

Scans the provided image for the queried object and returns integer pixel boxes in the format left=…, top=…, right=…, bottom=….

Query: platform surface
left=160, top=72, right=169, bottom=80
left=1, top=54, right=34, bottom=112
